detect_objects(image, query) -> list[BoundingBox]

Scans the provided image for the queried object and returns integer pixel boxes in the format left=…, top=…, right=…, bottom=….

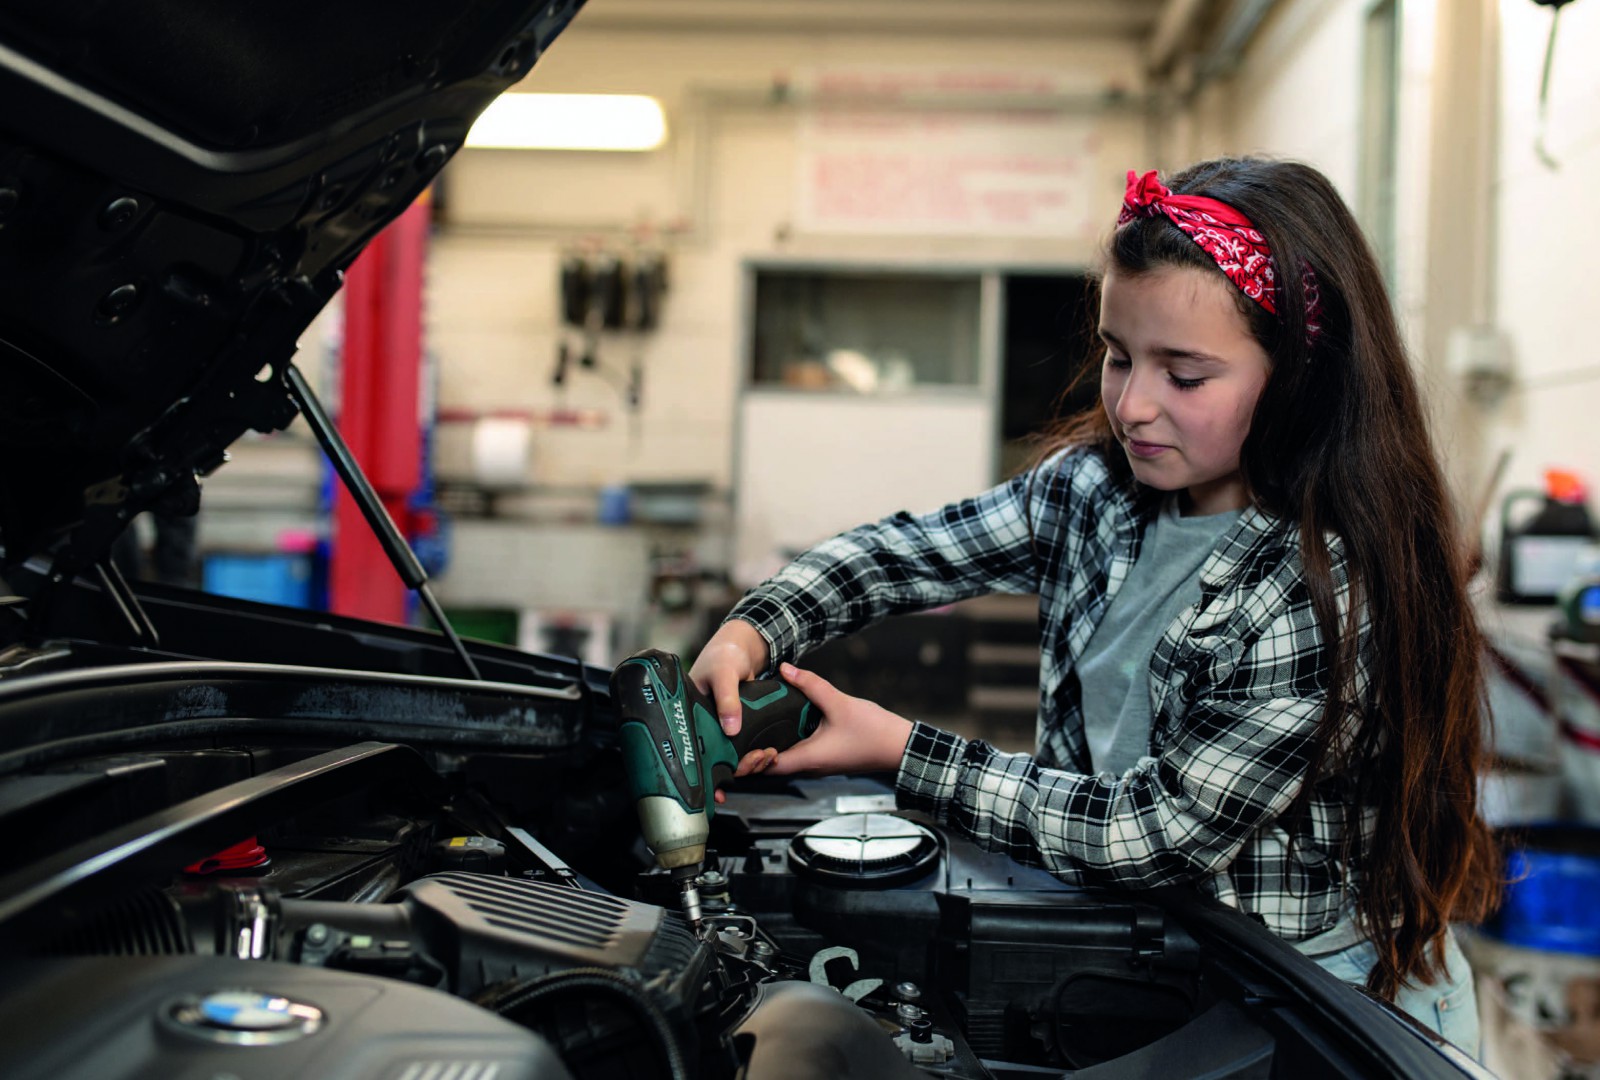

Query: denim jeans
left=1309, top=928, right=1481, bottom=1058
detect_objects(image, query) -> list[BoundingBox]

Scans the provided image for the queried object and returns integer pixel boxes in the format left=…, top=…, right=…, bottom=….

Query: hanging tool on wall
left=1531, top=0, right=1579, bottom=170
left=552, top=244, right=669, bottom=434
left=555, top=247, right=624, bottom=376
left=553, top=250, right=589, bottom=390
left=624, top=249, right=667, bottom=412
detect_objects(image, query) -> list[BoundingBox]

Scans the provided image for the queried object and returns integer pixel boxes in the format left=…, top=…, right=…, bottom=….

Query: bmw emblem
left=167, top=989, right=324, bottom=1045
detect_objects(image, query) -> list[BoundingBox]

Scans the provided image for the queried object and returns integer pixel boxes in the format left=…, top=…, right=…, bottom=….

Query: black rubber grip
left=727, top=678, right=821, bottom=759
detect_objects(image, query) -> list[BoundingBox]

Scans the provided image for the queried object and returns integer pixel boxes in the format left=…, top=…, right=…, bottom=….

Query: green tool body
left=609, top=648, right=821, bottom=922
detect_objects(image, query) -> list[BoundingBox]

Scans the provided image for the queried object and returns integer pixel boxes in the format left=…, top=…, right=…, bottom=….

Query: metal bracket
left=808, top=945, right=883, bottom=1003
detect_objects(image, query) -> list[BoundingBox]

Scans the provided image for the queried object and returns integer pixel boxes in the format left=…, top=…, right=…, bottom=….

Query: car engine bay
left=0, top=733, right=1320, bottom=1080
left=0, top=573, right=1470, bottom=1080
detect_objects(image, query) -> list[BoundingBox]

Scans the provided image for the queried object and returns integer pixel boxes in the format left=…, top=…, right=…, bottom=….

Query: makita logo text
left=671, top=700, right=695, bottom=764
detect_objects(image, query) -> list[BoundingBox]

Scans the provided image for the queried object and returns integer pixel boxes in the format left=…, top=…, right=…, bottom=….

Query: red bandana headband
left=1117, top=169, right=1323, bottom=348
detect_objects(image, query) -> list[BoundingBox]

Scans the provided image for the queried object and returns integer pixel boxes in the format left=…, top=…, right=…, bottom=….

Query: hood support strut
left=94, top=560, right=160, bottom=646
left=285, top=363, right=481, bottom=681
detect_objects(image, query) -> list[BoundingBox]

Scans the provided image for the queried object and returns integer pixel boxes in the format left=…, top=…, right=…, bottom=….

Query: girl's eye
left=1103, top=354, right=1205, bottom=389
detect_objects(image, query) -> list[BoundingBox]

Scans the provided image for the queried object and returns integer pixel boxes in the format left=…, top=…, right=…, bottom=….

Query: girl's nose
left=1114, top=364, right=1159, bottom=427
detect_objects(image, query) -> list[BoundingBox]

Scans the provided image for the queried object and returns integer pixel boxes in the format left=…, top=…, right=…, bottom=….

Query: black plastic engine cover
left=0, top=954, right=571, bottom=1080
left=715, top=781, right=1207, bottom=1070
left=398, top=871, right=707, bottom=999
left=938, top=888, right=1201, bottom=1065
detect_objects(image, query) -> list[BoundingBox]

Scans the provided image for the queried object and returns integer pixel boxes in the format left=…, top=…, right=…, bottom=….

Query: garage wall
left=1182, top=0, right=1600, bottom=535
left=1199, top=0, right=1443, bottom=368
left=1480, top=0, right=1600, bottom=510
left=424, top=20, right=1149, bottom=494
left=1222, top=0, right=1365, bottom=196
left=1173, top=0, right=1526, bottom=515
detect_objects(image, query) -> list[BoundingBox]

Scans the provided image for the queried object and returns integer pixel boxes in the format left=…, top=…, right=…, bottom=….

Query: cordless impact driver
left=609, top=648, right=821, bottom=929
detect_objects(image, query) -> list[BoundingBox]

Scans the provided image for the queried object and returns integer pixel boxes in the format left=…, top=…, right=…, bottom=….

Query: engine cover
left=397, top=872, right=706, bottom=998
left=0, top=955, right=570, bottom=1080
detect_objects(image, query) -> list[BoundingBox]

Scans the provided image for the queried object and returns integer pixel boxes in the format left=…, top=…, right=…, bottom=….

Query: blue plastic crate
left=202, top=553, right=313, bottom=609
left=1490, top=829, right=1600, bottom=957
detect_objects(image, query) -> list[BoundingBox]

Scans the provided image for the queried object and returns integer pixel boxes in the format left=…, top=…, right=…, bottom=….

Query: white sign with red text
left=794, top=68, right=1104, bottom=238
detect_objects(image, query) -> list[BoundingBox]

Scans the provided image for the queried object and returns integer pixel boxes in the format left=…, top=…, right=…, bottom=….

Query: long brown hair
left=1035, top=157, right=1499, bottom=998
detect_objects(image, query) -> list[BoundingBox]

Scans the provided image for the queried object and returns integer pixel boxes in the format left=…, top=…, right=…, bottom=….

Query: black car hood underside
left=0, top=1, right=583, bottom=573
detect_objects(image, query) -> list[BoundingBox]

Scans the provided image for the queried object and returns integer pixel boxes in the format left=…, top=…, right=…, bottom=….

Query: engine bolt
left=417, top=143, right=450, bottom=173
left=896, top=1002, right=924, bottom=1024
left=305, top=923, right=330, bottom=946
left=750, top=941, right=776, bottom=962
left=895, top=981, right=922, bottom=1002
left=99, top=197, right=140, bottom=231
left=94, top=283, right=141, bottom=325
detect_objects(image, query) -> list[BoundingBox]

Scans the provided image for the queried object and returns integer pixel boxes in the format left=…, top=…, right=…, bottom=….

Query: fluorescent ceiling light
left=465, top=93, right=667, bottom=151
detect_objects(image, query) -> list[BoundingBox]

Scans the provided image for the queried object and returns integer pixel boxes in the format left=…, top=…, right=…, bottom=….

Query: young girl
left=692, top=157, right=1499, bottom=1050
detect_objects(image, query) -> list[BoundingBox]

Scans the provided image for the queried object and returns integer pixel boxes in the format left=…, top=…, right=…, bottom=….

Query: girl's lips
left=1126, top=438, right=1169, bottom=459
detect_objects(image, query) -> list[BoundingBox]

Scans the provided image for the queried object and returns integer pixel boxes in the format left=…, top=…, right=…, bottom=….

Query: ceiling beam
left=572, top=0, right=1166, bottom=38
left=1199, top=0, right=1278, bottom=76
left=1147, top=0, right=1209, bottom=73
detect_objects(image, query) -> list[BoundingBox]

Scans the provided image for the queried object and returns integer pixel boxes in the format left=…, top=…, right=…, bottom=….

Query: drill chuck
left=635, top=795, right=707, bottom=870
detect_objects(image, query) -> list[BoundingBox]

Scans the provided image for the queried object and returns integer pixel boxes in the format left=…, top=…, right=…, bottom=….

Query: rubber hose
left=479, top=966, right=690, bottom=1080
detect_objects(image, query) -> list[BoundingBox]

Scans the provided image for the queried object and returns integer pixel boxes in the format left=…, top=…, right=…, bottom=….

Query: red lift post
left=328, top=195, right=431, bottom=624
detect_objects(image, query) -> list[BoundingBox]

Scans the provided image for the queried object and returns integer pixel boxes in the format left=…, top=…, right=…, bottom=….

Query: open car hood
left=0, top=1, right=583, bottom=571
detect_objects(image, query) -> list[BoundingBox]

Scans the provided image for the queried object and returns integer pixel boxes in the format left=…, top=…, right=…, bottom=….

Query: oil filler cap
left=788, top=813, right=938, bottom=887
left=167, top=990, right=324, bottom=1045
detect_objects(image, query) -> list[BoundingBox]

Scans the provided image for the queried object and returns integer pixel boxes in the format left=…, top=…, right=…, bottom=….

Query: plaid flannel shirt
left=728, top=447, right=1370, bottom=941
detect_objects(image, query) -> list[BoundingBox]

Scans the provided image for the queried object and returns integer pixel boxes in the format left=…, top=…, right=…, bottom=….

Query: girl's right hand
left=711, top=661, right=914, bottom=805
left=687, top=618, right=770, bottom=737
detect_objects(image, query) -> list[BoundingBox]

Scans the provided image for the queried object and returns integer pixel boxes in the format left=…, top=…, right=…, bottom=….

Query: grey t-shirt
left=1078, top=496, right=1241, bottom=775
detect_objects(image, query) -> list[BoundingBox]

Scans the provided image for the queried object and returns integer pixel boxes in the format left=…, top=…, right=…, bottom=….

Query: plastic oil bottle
left=1497, top=469, right=1599, bottom=605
